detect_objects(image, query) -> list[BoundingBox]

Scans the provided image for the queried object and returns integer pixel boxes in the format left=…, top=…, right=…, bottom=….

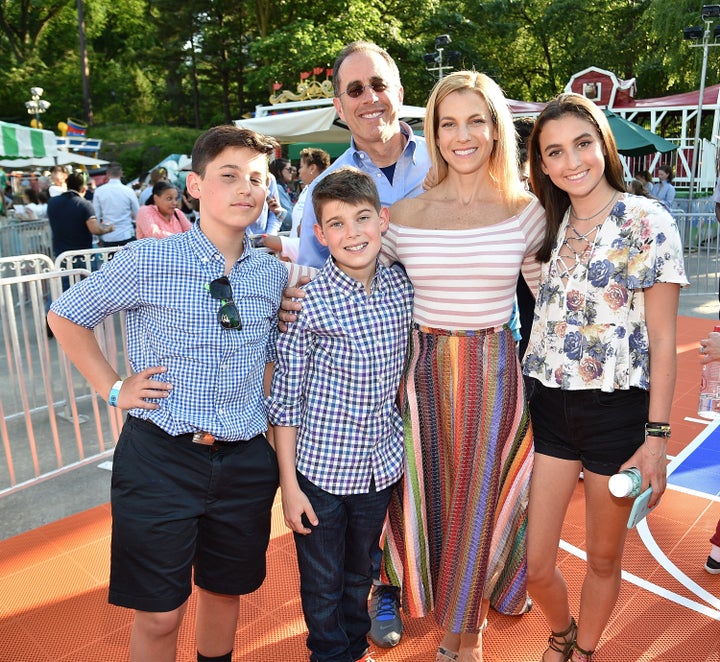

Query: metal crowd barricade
left=673, top=210, right=720, bottom=297
left=0, top=220, right=52, bottom=258
left=0, top=269, right=127, bottom=497
left=54, top=246, right=120, bottom=272
left=0, top=253, right=55, bottom=278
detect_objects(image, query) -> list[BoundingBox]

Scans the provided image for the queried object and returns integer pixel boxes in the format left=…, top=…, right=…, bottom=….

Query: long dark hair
left=529, top=94, right=626, bottom=263
left=657, top=164, right=674, bottom=183
left=269, top=158, right=291, bottom=182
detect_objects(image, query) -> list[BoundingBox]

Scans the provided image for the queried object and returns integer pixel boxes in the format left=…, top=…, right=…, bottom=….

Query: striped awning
left=0, top=121, right=57, bottom=158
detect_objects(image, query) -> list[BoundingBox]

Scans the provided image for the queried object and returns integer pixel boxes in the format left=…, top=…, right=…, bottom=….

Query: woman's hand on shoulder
left=422, top=168, right=437, bottom=191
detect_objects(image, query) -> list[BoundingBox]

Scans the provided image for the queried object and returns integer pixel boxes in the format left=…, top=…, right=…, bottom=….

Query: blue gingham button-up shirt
left=51, top=222, right=288, bottom=441
left=266, top=258, right=413, bottom=495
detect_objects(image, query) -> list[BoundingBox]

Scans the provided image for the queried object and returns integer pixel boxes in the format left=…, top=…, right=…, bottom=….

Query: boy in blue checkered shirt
left=48, top=126, right=288, bottom=662
left=266, top=166, right=413, bottom=662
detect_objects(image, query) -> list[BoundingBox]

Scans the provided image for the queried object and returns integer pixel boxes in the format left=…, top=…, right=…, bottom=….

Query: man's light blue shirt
left=297, top=122, right=430, bottom=268
left=93, top=178, right=140, bottom=242
left=248, top=173, right=283, bottom=236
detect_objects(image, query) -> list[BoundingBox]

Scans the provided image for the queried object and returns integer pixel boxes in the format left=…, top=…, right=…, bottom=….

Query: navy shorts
left=109, top=415, right=279, bottom=612
left=528, top=379, right=649, bottom=476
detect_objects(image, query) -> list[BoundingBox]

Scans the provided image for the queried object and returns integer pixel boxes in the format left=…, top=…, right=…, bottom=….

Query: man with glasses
left=296, top=41, right=430, bottom=269
left=291, top=41, right=430, bottom=650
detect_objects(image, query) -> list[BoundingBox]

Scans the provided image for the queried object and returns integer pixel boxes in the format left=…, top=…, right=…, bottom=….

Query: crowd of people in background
left=0, top=152, right=327, bottom=259
left=0, top=146, right=683, bottom=251
left=3, top=37, right=717, bottom=662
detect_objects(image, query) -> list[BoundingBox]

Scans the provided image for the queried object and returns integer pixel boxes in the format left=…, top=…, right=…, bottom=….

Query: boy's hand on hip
left=116, top=366, right=172, bottom=410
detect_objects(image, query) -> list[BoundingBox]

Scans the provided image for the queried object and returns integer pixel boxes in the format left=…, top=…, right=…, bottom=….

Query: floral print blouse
left=523, top=193, right=688, bottom=392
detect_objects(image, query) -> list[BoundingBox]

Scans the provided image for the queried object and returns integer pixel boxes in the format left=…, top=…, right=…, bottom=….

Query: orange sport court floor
left=0, top=315, right=718, bottom=661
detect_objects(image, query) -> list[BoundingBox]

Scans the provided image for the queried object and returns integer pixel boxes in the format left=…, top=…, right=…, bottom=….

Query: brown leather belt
left=191, top=431, right=239, bottom=446
left=130, top=416, right=245, bottom=447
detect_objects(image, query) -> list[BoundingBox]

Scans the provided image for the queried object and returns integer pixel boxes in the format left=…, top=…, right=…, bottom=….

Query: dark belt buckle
left=192, top=431, right=216, bottom=446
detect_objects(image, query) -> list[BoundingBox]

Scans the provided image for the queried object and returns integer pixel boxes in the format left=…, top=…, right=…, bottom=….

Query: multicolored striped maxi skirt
left=382, top=324, right=533, bottom=633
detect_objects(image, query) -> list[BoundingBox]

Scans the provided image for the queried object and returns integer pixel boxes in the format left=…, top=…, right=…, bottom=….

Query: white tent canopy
left=0, top=121, right=57, bottom=158
left=0, top=152, right=109, bottom=169
left=235, top=105, right=426, bottom=143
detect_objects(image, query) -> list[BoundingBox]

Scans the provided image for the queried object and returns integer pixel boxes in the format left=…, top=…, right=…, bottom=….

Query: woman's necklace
left=570, top=191, right=617, bottom=222
left=568, top=223, right=601, bottom=241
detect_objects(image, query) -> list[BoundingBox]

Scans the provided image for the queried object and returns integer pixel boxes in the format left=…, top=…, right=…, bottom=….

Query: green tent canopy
left=0, top=121, right=57, bottom=159
left=603, top=110, right=677, bottom=157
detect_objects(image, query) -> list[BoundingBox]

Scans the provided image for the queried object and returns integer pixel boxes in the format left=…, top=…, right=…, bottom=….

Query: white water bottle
left=608, top=467, right=642, bottom=498
left=698, top=324, right=720, bottom=419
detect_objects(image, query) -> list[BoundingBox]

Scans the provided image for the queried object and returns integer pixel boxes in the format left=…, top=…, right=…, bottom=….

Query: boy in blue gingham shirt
left=48, top=126, right=287, bottom=662
left=266, top=167, right=413, bottom=662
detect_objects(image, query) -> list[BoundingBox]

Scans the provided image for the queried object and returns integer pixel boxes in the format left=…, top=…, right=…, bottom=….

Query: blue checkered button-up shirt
left=51, top=222, right=288, bottom=441
left=266, top=258, right=413, bottom=495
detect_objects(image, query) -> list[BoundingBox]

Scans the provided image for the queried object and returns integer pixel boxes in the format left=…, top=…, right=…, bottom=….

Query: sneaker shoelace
left=374, top=588, right=398, bottom=621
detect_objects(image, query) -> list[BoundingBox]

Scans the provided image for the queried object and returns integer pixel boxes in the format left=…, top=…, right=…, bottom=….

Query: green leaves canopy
left=0, top=0, right=714, bottom=134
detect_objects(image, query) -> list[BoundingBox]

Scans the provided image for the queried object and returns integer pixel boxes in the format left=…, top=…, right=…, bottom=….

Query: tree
left=0, top=0, right=714, bottom=138
left=460, top=0, right=651, bottom=102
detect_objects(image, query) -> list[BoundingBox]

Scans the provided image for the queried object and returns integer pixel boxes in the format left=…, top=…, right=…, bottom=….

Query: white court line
left=685, top=416, right=715, bottom=425
left=559, top=538, right=720, bottom=620
left=634, top=418, right=720, bottom=614
left=668, top=417, right=720, bottom=502
left=667, top=418, right=720, bottom=474
left=561, top=418, right=720, bottom=619
left=667, top=483, right=720, bottom=502
left=635, top=519, right=720, bottom=614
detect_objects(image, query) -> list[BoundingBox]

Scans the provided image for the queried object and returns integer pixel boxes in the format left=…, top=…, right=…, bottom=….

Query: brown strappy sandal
left=569, top=642, right=594, bottom=662
left=541, top=616, right=577, bottom=661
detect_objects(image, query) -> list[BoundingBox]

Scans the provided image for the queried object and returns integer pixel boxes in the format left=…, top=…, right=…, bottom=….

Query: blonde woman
left=381, top=71, right=546, bottom=662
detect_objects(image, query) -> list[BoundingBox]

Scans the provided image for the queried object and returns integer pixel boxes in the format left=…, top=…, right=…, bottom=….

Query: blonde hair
left=424, top=71, right=526, bottom=206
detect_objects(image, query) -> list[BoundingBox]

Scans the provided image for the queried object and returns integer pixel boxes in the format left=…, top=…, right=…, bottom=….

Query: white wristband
left=108, top=380, right=123, bottom=407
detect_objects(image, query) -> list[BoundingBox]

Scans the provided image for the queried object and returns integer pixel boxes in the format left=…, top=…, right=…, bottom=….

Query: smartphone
left=249, top=234, right=265, bottom=248
left=626, top=487, right=658, bottom=529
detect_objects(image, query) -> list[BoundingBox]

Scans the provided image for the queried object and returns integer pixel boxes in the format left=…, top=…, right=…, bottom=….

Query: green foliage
left=92, top=124, right=202, bottom=179
left=0, top=0, right=716, bottom=145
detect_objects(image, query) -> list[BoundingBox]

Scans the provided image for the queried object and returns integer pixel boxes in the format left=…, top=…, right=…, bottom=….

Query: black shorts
left=109, top=416, right=279, bottom=612
left=528, top=379, right=649, bottom=476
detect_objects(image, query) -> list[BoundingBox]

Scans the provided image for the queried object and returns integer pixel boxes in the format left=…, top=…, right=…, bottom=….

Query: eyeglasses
left=338, top=80, right=390, bottom=99
left=207, top=277, right=241, bottom=330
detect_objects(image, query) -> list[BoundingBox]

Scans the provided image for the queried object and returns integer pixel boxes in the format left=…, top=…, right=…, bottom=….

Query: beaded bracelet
left=108, top=380, right=123, bottom=407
